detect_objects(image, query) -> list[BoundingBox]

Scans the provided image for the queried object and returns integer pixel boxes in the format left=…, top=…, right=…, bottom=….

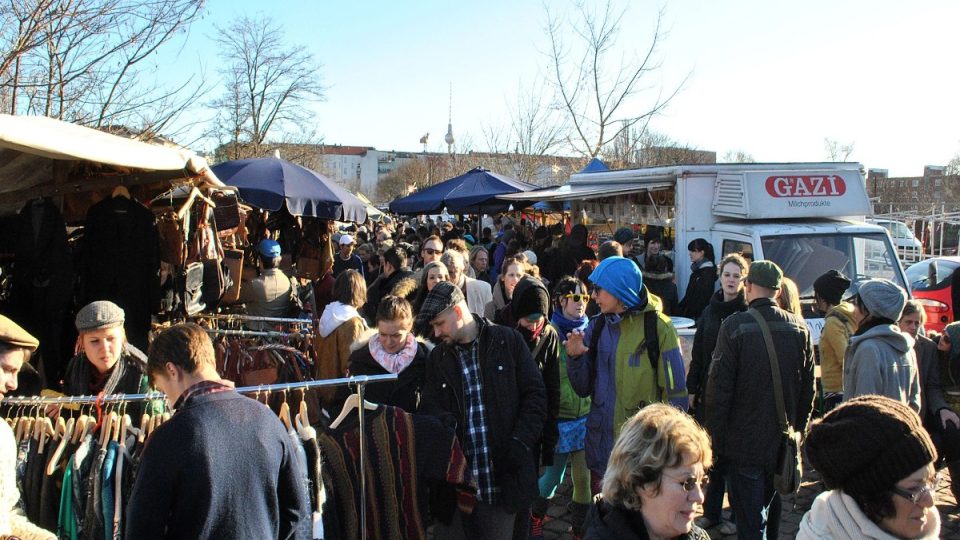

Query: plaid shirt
left=172, top=380, right=233, bottom=411
left=457, top=339, right=499, bottom=504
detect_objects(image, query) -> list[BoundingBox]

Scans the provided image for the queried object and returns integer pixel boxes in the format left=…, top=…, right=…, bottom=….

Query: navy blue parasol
left=211, top=157, right=368, bottom=222
left=389, top=167, right=536, bottom=215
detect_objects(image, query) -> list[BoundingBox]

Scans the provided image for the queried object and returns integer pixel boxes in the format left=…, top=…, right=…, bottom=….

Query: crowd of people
left=0, top=211, right=955, bottom=540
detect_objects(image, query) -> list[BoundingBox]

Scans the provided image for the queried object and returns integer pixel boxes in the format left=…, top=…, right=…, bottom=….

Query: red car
left=905, top=256, right=960, bottom=334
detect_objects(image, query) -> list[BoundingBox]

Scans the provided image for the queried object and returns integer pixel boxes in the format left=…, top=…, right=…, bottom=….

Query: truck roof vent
left=712, top=173, right=748, bottom=218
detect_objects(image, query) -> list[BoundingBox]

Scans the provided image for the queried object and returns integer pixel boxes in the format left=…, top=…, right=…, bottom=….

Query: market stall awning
left=389, top=167, right=537, bottom=215
left=499, top=181, right=674, bottom=203
left=355, top=192, right=384, bottom=222
left=0, top=114, right=220, bottom=212
left=211, top=156, right=368, bottom=222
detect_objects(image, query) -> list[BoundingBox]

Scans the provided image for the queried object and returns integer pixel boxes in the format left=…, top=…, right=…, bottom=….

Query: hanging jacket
left=678, top=261, right=717, bottom=319
left=687, top=289, right=747, bottom=421
left=567, top=300, right=687, bottom=474
left=819, top=302, right=857, bottom=394
left=843, top=322, right=921, bottom=412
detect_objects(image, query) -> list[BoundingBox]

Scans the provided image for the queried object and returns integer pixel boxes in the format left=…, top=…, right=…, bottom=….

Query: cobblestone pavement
left=537, top=467, right=960, bottom=539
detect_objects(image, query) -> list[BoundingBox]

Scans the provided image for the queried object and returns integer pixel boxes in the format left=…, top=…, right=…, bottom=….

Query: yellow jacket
left=819, top=302, right=857, bottom=393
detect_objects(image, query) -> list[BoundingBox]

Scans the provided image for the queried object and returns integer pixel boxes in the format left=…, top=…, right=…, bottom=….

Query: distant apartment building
left=868, top=166, right=960, bottom=213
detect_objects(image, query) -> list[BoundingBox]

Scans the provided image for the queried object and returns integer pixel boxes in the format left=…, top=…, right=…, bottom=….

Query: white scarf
left=318, top=301, right=361, bottom=338
left=798, top=490, right=940, bottom=540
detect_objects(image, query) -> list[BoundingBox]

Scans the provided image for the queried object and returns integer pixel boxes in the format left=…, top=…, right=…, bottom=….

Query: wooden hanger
left=329, top=393, right=377, bottom=430
left=138, top=413, right=150, bottom=444
left=112, top=185, right=130, bottom=199
left=295, top=391, right=311, bottom=439
left=46, top=418, right=75, bottom=476
left=278, top=401, right=292, bottom=432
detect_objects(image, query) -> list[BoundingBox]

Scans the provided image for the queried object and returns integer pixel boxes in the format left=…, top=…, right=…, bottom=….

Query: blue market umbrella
left=389, top=167, right=536, bottom=215
left=211, top=157, right=368, bottom=222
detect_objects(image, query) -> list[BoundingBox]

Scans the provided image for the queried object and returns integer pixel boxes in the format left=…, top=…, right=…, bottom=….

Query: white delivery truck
left=502, top=162, right=908, bottom=341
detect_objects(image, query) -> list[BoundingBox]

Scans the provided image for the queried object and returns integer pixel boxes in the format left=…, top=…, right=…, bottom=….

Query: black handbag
left=748, top=308, right=803, bottom=497
left=183, top=262, right=206, bottom=316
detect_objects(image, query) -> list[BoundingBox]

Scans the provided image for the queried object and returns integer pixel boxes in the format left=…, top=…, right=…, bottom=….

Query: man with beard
left=419, top=282, right=547, bottom=538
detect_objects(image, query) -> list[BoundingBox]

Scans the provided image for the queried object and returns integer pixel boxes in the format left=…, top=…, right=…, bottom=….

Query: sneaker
left=718, top=520, right=737, bottom=535
left=530, top=514, right=545, bottom=540
left=694, top=516, right=719, bottom=529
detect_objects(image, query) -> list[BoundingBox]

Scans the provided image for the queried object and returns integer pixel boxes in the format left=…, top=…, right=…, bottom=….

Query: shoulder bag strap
left=748, top=308, right=790, bottom=433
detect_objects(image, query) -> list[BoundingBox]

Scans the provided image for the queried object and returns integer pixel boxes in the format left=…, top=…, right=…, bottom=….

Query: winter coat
left=583, top=498, right=710, bottom=540
left=457, top=276, right=493, bottom=315
left=705, top=298, right=816, bottom=468
left=346, top=334, right=429, bottom=413
left=527, top=323, right=561, bottom=467
left=687, top=289, right=747, bottom=422
left=315, top=302, right=368, bottom=408
left=843, top=322, right=921, bottom=412
left=798, top=489, right=940, bottom=540
left=483, top=280, right=510, bottom=323
left=678, top=262, right=717, bottom=320
left=916, top=335, right=950, bottom=422
left=419, top=317, right=547, bottom=513
left=567, top=301, right=687, bottom=474
left=819, top=302, right=857, bottom=393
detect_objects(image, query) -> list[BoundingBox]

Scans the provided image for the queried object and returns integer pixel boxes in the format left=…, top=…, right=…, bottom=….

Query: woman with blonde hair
left=583, top=404, right=712, bottom=540
left=776, top=277, right=803, bottom=319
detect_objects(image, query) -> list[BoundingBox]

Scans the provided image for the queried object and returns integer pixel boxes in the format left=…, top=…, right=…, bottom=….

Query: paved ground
left=537, top=466, right=960, bottom=539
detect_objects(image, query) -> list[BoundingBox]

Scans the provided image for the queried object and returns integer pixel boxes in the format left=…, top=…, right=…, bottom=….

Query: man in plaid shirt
left=419, top=282, right=547, bottom=538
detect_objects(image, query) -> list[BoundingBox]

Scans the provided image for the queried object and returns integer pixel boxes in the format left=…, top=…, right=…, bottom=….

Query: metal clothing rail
left=4, top=372, right=393, bottom=540
left=203, top=328, right=298, bottom=338
left=194, top=313, right=314, bottom=324
left=0, top=374, right=398, bottom=406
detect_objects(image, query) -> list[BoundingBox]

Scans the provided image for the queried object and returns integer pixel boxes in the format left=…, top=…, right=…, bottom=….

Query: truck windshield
left=761, top=232, right=906, bottom=297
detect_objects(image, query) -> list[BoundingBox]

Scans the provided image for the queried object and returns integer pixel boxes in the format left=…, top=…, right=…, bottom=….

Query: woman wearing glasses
left=583, top=403, right=712, bottom=540
left=801, top=395, right=941, bottom=539
left=529, top=277, right=593, bottom=537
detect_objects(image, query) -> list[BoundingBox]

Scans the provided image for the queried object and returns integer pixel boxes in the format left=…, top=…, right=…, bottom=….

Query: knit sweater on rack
left=125, top=389, right=309, bottom=539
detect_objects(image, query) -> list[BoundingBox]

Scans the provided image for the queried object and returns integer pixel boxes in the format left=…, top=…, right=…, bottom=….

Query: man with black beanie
left=814, top=269, right=856, bottom=411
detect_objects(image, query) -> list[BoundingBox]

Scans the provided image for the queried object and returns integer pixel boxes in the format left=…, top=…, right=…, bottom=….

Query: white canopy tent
left=0, top=114, right=221, bottom=214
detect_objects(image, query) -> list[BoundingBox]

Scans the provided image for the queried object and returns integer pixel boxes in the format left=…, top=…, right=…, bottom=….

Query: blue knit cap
left=589, top=256, right=644, bottom=308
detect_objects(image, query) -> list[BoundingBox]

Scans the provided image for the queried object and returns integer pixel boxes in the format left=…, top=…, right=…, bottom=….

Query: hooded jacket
left=843, top=323, right=921, bottom=412
left=315, top=302, right=368, bottom=407
left=567, top=300, right=687, bottom=475
left=819, top=302, right=857, bottom=393
left=798, top=489, right=940, bottom=540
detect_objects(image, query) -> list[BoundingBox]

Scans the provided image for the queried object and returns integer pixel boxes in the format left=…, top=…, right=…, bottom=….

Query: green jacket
left=552, top=323, right=591, bottom=420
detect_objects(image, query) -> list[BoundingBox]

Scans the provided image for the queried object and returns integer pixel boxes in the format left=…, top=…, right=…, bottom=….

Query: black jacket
left=678, top=262, right=717, bottom=319
left=364, top=268, right=413, bottom=321
left=687, top=289, right=747, bottom=421
left=81, top=196, right=161, bottom=350
left=705, top=297, right=816, bottom=469
left=583, top=498, right=710, bottom=540
left=420, top=316, right=547, bottom=513
left=347, top=337, right=429, bottom=414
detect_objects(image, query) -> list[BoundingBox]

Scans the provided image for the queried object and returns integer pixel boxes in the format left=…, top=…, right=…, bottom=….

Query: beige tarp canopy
left=0, top=114, right=221, bottom=215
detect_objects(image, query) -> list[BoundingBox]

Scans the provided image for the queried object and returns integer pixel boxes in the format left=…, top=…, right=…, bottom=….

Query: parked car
left=869, top=218, right=924, bottom=264
left=905, top=256, right=960, bottom=333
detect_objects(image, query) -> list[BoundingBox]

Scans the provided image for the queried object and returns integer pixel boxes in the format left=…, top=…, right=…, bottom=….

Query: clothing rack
left=194, top=313, right=314, bottom=325
left=204, top=328, right=299, bottom=338
left=4, top=374, right=392, bottom=540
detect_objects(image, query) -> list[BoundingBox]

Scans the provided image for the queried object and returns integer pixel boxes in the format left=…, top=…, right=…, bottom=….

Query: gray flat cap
left=75, top=301, right=125, bottom=332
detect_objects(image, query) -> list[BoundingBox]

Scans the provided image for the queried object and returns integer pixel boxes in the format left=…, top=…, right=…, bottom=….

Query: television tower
left=444, top=83, right=454, bottom=154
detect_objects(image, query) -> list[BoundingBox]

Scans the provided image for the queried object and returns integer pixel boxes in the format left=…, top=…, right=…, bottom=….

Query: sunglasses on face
left=562, top=293, right=589, bottom=303
left=663, top=472, right=710, bottom=493
left=891, top=475, right=940, bottom=505
left=423, top=248, right=443, bottom=256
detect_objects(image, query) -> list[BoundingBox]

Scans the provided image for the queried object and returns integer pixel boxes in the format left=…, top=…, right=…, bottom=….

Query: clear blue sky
left=164, top=0, right=960, bottom=176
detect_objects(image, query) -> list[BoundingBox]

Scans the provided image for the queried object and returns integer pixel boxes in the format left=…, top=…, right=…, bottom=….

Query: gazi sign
left=765, top=175, right=847, bottom=198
